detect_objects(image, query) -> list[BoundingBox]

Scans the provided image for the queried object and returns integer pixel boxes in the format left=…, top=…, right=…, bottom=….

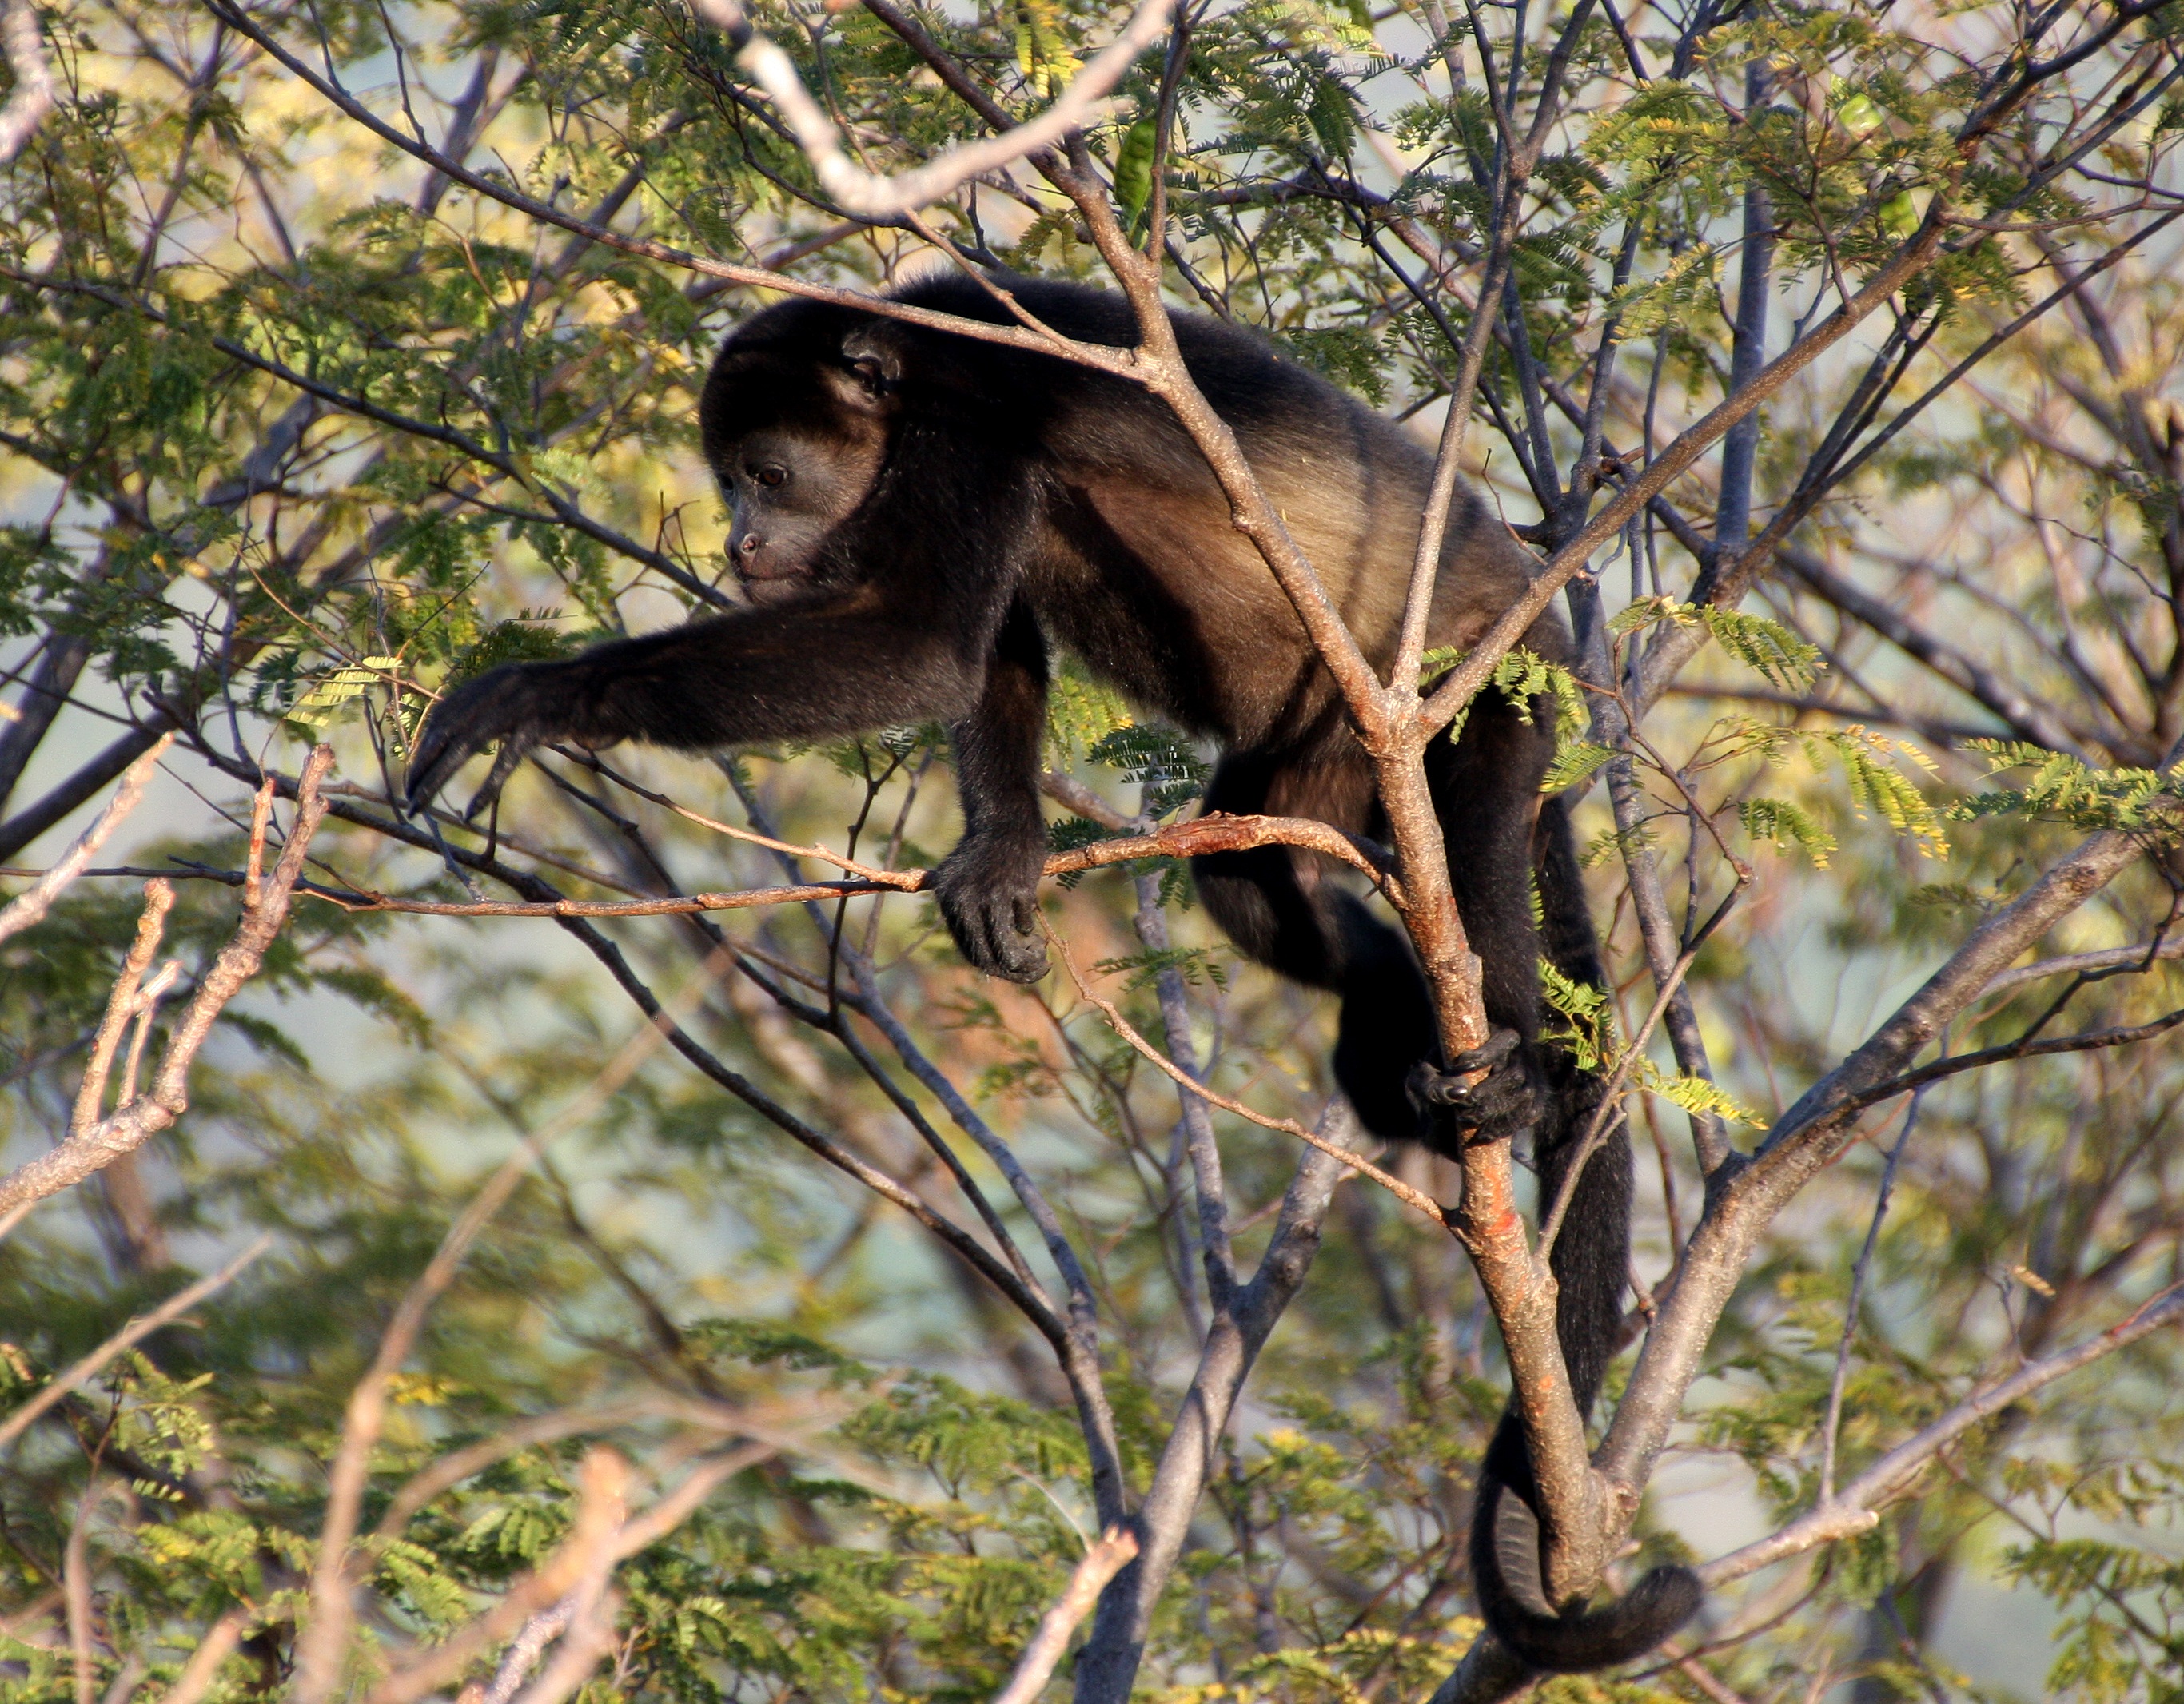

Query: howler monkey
left=406, top=273, right=1700, bottom=1673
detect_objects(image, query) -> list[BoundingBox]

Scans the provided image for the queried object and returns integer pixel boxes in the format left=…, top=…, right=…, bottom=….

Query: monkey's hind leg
left=1192, top=748, right=1437, bottom=1142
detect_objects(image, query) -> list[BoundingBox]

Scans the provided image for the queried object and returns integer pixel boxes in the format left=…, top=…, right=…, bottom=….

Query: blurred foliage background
left=2, top=0, right=2184, bottom=1701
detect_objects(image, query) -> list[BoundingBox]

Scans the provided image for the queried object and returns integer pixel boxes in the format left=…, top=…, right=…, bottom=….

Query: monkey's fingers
left=405, top=665, right=560, bottom=817
left=463, top=735, right=536, bottom=822
left=405, top=717, right=480, bottom=817
left=970, top=899, right=1050, bottom=983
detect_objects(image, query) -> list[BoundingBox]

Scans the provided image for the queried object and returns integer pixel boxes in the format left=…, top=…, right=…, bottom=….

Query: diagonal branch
left=0, top=1236, right=271, bottom=1454
left=0, top=0, right=56, bottom=163
left=0, top=736, right=173, bottom=945
left=289, top=948, right=728, bottom=1704
left=1700, top=1280, right=2184, bottom=1586
left=1600, top=757, right=2177, bottom=1514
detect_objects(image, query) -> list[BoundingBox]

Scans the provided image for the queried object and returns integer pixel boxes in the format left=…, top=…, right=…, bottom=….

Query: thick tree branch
left=1599, top=793, right=2172, bottom=1513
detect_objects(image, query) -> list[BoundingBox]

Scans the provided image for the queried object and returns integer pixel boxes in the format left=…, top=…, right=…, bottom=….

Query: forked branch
left=0, top=746, right=335, bottom=1220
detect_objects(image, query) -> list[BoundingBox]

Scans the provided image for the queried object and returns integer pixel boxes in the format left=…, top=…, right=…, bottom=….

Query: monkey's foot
left=1406, top=1029, right=1540, bottom=1149
left=933, top=853, right=1049, bottom=984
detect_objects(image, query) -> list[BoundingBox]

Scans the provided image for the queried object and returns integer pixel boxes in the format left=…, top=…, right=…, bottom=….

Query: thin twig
left=690, top=0, right=1174, bottom=220
left=1701, top=1278, right=2184, bottom=1586
left=65, top=1479, right=98, bottom=1704
left=480, top=1601, right=573, bottom=1704
left=1042, top=917, right=1445, bottom=1224
left=253, top=810, right=1394, bottom=918
left=365, top=1449, right=632, bottom=1704
left=0, top=1237, right=272, bottom=1454
left=1819, top=1090, right=1926, bottom=1503
left=0, top=736, right=172, bottom=946
left=0, top=747, right=337, bottom=1219
left=149, top=1614, right=243, bottom=1704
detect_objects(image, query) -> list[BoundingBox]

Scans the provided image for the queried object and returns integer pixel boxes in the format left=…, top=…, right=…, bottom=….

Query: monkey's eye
left=751, top=464, right=788, bottom=488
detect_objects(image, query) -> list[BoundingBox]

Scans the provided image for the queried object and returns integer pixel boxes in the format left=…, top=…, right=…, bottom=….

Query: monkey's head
left=701, top=317, right=910, bottom=602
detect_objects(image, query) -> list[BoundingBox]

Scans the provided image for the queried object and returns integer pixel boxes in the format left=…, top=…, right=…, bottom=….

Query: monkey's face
left=717, top=424, right=886, bottom=599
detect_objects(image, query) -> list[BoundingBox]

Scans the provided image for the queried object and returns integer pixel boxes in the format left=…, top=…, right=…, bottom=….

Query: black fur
left=405, top=274, right=1699, bottom=1672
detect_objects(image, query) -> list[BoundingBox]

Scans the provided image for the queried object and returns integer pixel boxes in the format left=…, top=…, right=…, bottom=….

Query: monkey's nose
left=736, top=533, right=763, bottom=556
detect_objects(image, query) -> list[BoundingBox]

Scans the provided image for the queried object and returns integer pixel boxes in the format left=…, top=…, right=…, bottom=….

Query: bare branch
left=290, top=950, right=728, bottom=1704
left=480, top=1603, right=572, bottom=1704
left=273, top=810, right=1396, bottom=919
left=1701, top=1280, right=2184, bottom=1587
left=1421, top=207, right=1957, bottom=739
left=0, top=0, right=57, bottom=164
left=0, top=736, right=173, bottom=945
left=1599, top=791, right=2173, bottom=1515
left=195, top=2, right=1154, bottom=373
left=1780, top=548, right=2095, bottom=758
left=691, top=0, right=1176, bottom=219
left=1043, top=918, right=1444, bottom=1224
left=1836, top=1005, right=2184, bottom=1113
left=362, top=1447, right=632, bottom=1704
left=0, top=725, right=176, bottom=868
left=1074, top=1102, right=1365, bottom=1702
left=1979, top=931, right=2184, bottom=997
left=64, top=1479, right=96, bottom=1704
left=992, top=1527, right=1140, bottom=1704
left=374, top=1398, right=716, bottom=1539
left=151, top=1614, right=244, bottom=1704
left=1819, top=1094, right=1924, bottom=1503
left=0, top=746, right=337, bottom=1220
left=68, top=884, right=177, bottom=1141
left=1131, top=868, right=1233, bottom=1313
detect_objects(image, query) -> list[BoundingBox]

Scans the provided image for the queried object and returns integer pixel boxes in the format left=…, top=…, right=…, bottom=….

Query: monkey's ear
left=827, top=324, right=908, bottom=413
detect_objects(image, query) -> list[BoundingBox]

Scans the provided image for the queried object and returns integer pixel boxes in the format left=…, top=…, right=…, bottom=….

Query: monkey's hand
left=406, top=662, right=577, bottom=821
left=931, top=837, right=1050, bottom=984
left=1407, top=1029, right=1541, bottom=1146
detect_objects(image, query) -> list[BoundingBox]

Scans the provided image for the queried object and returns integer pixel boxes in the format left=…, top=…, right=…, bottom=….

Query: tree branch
left=0, top=736, right=172, bottom=945
left=1700, top=1279, right=2184, bottom=1586
left=691, top=0, right=1175, bottom=218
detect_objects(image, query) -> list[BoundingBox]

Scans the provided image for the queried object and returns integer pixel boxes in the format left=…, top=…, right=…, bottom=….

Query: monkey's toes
left=1406, top=1029, right=1540, bottom=1143
left=937, top=886, right=1049, bottom=984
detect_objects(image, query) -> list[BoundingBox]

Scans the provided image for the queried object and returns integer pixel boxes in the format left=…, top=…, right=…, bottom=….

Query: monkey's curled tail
left=1469, top=1448, right=1701, bottom=1672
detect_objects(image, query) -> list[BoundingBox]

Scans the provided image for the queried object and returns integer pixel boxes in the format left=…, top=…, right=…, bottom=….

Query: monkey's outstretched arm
left=406, top=601, right=992, bottom=818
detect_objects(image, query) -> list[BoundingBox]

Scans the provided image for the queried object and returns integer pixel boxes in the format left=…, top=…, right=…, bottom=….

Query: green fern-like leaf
left=1089, top=723, right=1208, bottom=817
left=1538, top=958, right=1614, bottom=1072
left=1816, top=727, right=1948, bottom=858
left=1699, top=607, right=1823, bottom=689
left=286, top=655, right=406, bottom=730
left=1092, top=945, right=1227, bottom=992
left=1952, top=740, right=2183, bottom=832
left=1739, top=797, right=1837, bottom=866
left=1542, top=741, right=1614, bottom=792
left=1643, top=1066, right=1766, bottom=1127
left=1608, top=599, right=1820, bottom=689
left=1046, top=658, right=1134, bottom=766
